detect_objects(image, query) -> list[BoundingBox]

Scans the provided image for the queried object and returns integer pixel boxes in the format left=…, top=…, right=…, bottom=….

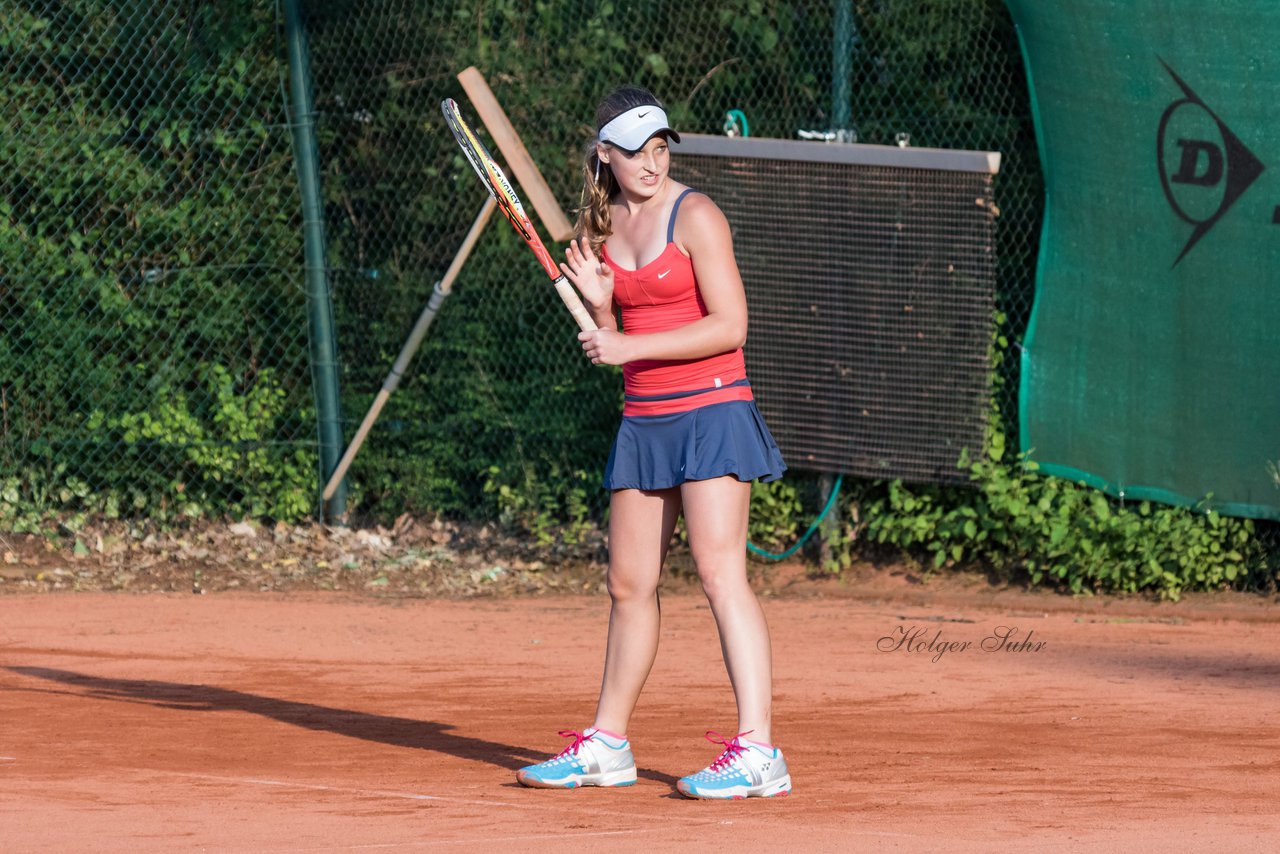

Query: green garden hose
left=747, top=475, right=843, bottom=560
left=723, top=109, right=750, bottom=138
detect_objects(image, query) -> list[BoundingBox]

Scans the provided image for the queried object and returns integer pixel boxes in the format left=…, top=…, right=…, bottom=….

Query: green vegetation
left=860, top=436, right=1259, bottom=601
left=2, top=1, right=310, bottom=524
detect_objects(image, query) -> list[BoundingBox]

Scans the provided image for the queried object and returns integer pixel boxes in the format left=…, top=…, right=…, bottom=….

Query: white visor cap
left=597, top=105, right=680, bottom=153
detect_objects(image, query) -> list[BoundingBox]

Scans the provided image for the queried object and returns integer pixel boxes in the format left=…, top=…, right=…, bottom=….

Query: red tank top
left=602, top=189, right=753, bottom=416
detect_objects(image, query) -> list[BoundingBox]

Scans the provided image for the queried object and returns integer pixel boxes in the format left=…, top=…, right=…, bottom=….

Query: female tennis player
left=515, top=86, right=790, bottom=800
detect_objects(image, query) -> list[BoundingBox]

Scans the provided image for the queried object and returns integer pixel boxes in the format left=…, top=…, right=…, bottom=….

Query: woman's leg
left=681, top=476, right=773, bottom=743
left=592, top=486, right=682, bottom=735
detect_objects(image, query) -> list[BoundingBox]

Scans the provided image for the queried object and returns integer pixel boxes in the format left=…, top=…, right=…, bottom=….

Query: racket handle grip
left=553, top=276, right=598, bottom=331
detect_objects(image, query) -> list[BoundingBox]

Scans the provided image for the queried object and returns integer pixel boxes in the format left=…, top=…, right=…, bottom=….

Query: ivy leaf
left=644, top=53, right=670, bottom=77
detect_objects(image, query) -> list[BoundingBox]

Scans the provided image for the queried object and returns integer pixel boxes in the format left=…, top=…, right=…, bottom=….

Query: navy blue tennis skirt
left=603, top=399, right=787, bottom=491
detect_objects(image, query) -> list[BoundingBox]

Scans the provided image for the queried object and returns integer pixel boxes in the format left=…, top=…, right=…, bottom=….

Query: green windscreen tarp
left=1006, top=0, right=1280, bottom=520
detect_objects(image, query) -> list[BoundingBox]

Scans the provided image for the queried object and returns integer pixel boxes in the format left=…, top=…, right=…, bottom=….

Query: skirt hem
left=602, top=399, right=786, bottom=491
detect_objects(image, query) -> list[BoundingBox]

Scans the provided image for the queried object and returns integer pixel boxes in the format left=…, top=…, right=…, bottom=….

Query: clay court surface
left=3, top=577, right=1280, bottom=852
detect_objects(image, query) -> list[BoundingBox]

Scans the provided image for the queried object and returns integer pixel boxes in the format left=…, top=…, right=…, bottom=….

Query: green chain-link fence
left=2, top=0, right=1039, bottom=530
left=1, top=0, right=319, bottom=524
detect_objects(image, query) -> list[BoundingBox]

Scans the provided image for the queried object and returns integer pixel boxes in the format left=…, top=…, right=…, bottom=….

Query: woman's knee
left=606, top=562, right=660, bottom=603
left=692, top=558, right=749, bottom=604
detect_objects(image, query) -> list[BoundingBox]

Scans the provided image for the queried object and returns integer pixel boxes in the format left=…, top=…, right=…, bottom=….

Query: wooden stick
left=457, top=66, right=574, bottom=242
left=322, top=197, right=498, bottom=503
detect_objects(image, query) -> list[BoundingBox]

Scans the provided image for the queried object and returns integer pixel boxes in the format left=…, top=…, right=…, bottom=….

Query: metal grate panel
left=670, top=134, right=999, bottom=484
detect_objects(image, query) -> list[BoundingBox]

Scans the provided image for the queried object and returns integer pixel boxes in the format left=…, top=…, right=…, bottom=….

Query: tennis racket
left=441, top=98, right=597, bottom=332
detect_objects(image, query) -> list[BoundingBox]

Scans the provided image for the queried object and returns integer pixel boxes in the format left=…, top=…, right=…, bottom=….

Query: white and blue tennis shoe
left=676, top=731, right=791, bottom=799
left=516, top=728, right=637, bottom=789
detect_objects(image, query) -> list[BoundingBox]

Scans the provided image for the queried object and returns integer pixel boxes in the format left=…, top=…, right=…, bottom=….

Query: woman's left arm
left=578, top=195, right=747, bottom=365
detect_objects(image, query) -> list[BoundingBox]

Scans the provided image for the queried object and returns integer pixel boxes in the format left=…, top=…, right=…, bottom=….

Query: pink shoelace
left=555, top=729, right=596, bottom=758
left=705, top=730, right=754, bottom=772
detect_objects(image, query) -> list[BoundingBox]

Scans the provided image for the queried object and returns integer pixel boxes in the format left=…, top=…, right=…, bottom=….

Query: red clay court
left=3, top=584, right=1279, bottom=851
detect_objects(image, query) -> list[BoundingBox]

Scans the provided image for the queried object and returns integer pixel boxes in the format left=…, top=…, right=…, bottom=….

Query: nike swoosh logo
left=657, top=269, right=671, bottom=279
left=638, top=111, right=651, bottom=118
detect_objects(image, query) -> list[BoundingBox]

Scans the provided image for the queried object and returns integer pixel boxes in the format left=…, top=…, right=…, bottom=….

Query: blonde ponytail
left=574, top=145, right=615, bottom=256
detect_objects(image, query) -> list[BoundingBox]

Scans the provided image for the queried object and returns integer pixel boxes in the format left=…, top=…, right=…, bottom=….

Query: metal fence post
left=282, top=0, right=346, bottom=520
left=832, top=0, right=856, bottom=134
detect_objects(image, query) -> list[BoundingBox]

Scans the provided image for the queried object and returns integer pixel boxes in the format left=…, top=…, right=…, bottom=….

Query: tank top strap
left=666, top=188, right=700, bottom=244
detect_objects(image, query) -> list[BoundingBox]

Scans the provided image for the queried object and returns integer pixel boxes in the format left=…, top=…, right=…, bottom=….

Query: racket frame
left=442, top=98, right=597, bottom=331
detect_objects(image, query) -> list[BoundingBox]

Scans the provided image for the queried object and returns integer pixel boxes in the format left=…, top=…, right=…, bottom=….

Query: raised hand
left=560, top=236, right=614, bottom=312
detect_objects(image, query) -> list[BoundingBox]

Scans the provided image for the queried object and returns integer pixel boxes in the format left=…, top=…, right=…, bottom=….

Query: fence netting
left=1, top=0, right=315, bottom=526
left=2, top=0, right=1040, bottom=532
